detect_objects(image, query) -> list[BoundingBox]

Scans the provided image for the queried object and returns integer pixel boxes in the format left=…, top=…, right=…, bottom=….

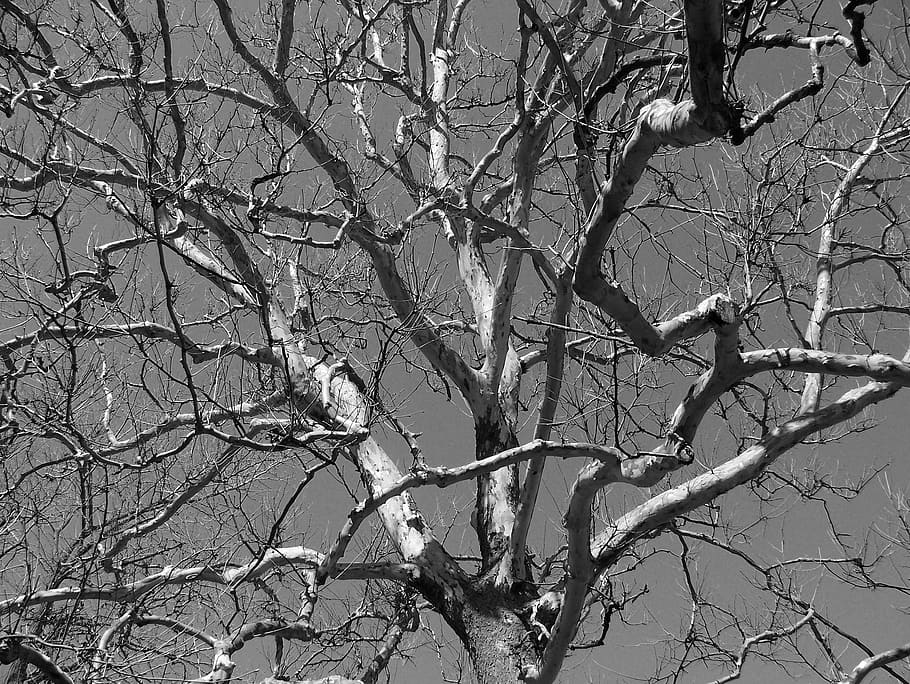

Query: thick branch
left=524, top=460, right=601, bottom=683
left=573, top=286, right=739, bottom=358
left=843, top=0, right=877, bottom=66
left=273, top=0, right=297, bottom=76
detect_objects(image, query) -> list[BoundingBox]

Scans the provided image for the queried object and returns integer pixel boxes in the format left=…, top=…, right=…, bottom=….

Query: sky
left=2, top=1, right=910, bottom=683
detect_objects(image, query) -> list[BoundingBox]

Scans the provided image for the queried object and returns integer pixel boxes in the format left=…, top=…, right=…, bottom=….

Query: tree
left=1, top=0, right=910, bottom=681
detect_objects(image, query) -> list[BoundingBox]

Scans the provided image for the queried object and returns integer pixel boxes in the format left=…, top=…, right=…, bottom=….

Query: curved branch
left=843, top=0, right=878, bottom=66
left=584, top=54, right=687, bottom=120
left=524, top=459, right=600, bottom=683
left=511, top=375, right=907, bottom=683
left=90, top=611, right=135, bottom=679
left=573, top=284, right=739, bottom=358
left=571, top=1, right=734, bottom=357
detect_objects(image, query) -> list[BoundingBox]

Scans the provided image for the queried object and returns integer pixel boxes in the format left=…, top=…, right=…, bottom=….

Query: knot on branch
left=247, top=196, right=266, bottom=226
left=666, top=431, right=696, bottom=464
left=183, top=177, right=209, bottom=198
left=632, top=431, right=696, bottom=468
left=521, top=589, right=564, bottom=645
left=641, top=98, right=738, bottom=149
left=699, top=293, right=740, bottom=327
left=727, top=98, right=748, bottom=145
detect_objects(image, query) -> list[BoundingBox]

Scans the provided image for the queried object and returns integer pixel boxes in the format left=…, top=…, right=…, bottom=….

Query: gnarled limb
left=574, top=0, right=734, bottom=356
left=515, top=339, right=910, bottom=680
left=608, top=341, right=910, bottom=489
left=733, top=30, right=874, bottom=142
left=517, top=373, right=905, bottom=683
left=843, top=0, right=879, bottom=66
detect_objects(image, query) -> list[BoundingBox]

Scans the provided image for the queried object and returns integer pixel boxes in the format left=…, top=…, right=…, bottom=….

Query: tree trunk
left=473, top=412, right=520, bottom=571
left=457, top=590, right=540, bottom=684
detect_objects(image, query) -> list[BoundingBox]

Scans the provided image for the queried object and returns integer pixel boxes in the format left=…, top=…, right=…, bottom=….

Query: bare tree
left=1, top=0, right=910, bottom=682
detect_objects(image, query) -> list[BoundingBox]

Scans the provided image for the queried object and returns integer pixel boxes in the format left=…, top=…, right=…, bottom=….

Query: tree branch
left=841, top=642, right=910, bottom=684
left=0, top=550, right=419, bottom=617
left=801, top=86, right=910, bottom=412
left=595, top=376, right=906, bottom=569
left=573, top=0, right=736, bottom=357
left=705, top=610, right=815, bottom=684
left=0, top=639, right=75, bottom=684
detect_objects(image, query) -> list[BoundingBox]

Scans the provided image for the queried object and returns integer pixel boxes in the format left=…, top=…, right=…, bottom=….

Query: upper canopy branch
left=0, top=322, right=278, bottom=367
left=573, top=0, right=881, bottom=360
left=0, top=145, right=344, bottom=229
left=732, top=29, right=880, bottom=143
left=613, top=342, right=910, bottom=483
left=206, top=0, right=482, bottom=409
